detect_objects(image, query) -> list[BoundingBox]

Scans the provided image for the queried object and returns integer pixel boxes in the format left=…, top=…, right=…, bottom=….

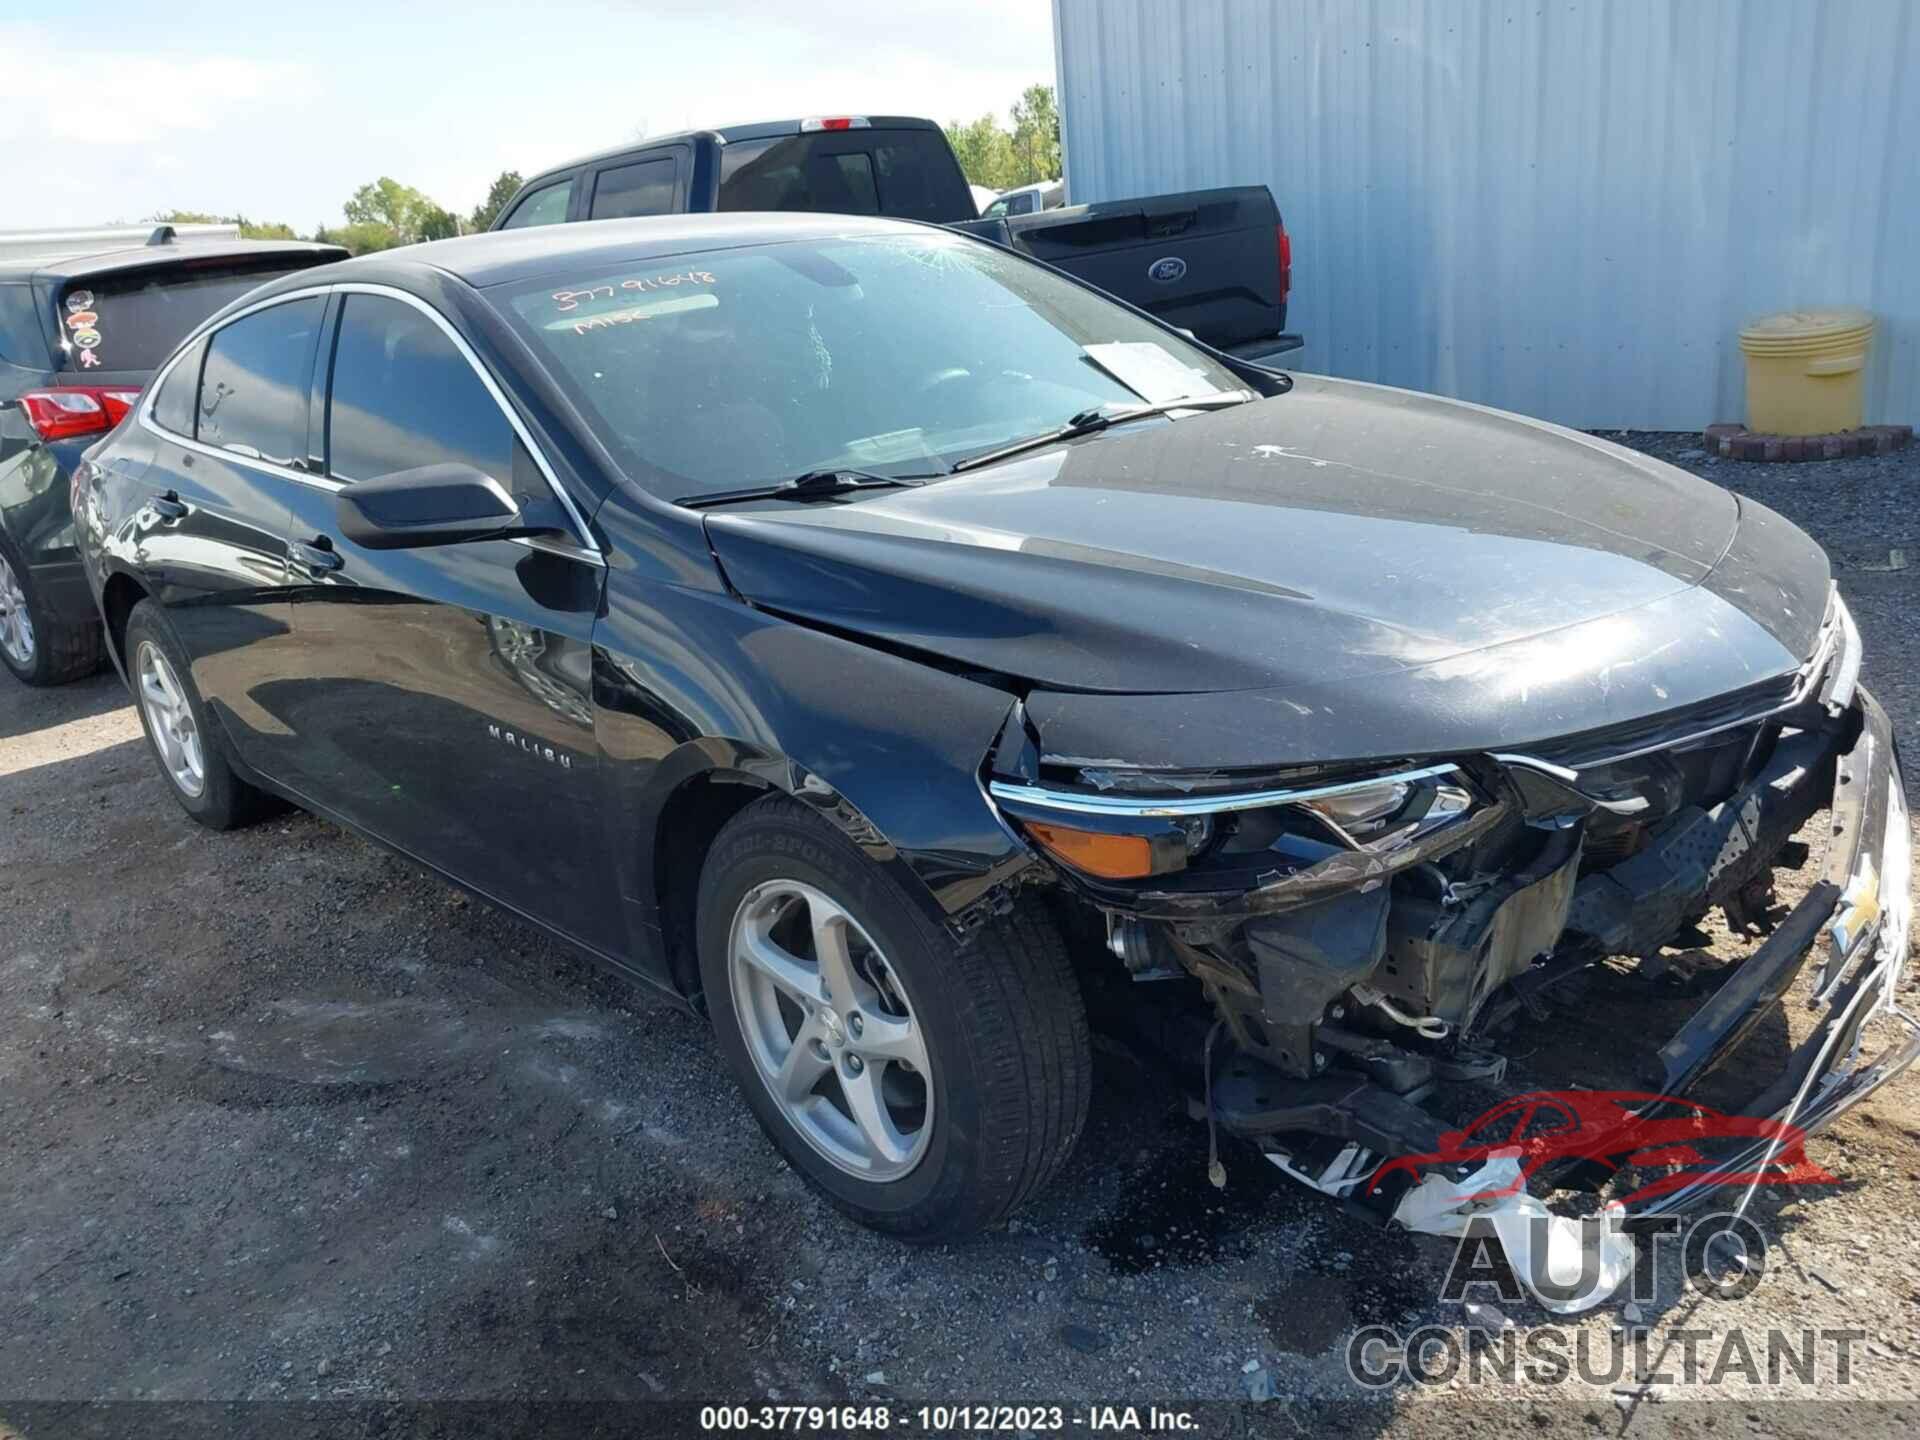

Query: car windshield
left=497, top=231, right=1247, bottom=500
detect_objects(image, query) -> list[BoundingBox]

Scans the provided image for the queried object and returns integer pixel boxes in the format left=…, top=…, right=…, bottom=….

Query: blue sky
left=0, top=0, right=1054, bottom=229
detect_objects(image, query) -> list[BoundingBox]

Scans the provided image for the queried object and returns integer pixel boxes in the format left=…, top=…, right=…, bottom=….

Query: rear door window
left=149, top=337, right=207, bottom=435
left=324, top=293, right=513, bottom=486
left=197, top=297, right=325, bottom=467
left=499, top=180, right=573, bottom=230
left=589, top=157, right=678, bottom=220
left=717, top=129, right=972, bottom=221
left=0, top=284, right=51, bottom=370
left=55, top=263, right=322, bottom=373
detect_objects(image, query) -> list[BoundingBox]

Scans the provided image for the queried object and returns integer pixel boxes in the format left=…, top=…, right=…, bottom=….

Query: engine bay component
left=1372, top=826, right=1582, bottom=1034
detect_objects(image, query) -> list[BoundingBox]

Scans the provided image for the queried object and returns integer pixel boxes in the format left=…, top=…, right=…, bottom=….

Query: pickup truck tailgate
left=1000, top=186, right=1286, bottom=350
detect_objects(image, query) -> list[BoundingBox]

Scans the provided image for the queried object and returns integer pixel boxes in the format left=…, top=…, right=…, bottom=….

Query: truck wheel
left=125, top=601, right=280, bottom=830
left=0, top=536, right=102, bottom=686
left=697, top=795, right=1090, bottom=1239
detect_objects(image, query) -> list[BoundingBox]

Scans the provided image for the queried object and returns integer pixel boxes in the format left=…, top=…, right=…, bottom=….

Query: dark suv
left=0, top=229, right=342, bottom=684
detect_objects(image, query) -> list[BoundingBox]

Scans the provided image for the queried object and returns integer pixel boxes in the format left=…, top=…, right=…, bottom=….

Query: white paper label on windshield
left=1082, top=341, right=1220, bottom=405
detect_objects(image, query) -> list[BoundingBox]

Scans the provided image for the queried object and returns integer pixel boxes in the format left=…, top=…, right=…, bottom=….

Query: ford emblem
left=1147, top=255, right=1188, bottom=284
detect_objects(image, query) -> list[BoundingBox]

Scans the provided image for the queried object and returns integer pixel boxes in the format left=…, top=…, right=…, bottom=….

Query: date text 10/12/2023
left=697, top=1404, right=1202, bottom=1432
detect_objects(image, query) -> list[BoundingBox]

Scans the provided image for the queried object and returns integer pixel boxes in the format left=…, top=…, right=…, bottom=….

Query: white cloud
left=0, top=23, right=314, bottom=224
left=0, top=25, right=309, bottom=146
left=0, top=3, right=1055, bottom=229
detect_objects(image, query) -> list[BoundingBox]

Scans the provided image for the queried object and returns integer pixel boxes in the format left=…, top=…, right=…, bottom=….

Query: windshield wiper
left=950, top=393, right=1254, bottom=473
left=677, top=468, right=938, bottom=509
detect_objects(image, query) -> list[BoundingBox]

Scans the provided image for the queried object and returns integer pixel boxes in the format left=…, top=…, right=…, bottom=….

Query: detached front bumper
left=1625, top=687, right=1914, bottom=1221
left=1383, top=692, right=1911, bottom=1309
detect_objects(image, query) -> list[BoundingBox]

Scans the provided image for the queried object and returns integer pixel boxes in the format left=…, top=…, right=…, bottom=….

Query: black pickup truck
left=490, top=116, right=1300, bottom=362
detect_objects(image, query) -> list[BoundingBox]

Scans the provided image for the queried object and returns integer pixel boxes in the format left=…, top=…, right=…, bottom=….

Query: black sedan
left=73, top=214, right=1914, bottom=1253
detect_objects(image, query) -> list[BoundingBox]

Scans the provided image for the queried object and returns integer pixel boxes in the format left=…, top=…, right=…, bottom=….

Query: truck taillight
left=17, top=386, right=141, bottom=442
left=1276, top=223, right=1292, bottom=308
left=800, top=116, right=870, bottom=132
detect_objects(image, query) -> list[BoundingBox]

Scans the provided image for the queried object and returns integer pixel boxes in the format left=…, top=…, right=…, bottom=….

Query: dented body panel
left=706, top=375, right=1826, bottom=769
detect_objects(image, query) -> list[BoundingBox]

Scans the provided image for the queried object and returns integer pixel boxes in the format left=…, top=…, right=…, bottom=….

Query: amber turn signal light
left=1024, top=820, right=1157, bottom=879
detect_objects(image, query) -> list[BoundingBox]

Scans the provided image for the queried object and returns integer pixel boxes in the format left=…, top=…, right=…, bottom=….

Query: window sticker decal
left=549, top=271, right=717, bottom=313
left=64, top=290, right=105, bottom=368
left=558, top=293, right=718, bottom=336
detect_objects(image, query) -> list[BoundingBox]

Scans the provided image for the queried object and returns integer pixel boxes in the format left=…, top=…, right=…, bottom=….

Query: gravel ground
left=2, top=434, right=1918, bottom=1437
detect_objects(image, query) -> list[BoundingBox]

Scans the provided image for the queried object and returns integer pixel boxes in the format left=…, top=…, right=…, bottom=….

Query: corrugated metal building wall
left=1053, top=0, right=1920, bottom=430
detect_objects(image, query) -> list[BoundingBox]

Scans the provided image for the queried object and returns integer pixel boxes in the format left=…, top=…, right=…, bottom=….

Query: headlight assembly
left=989, top=764, right=1480, bottom=883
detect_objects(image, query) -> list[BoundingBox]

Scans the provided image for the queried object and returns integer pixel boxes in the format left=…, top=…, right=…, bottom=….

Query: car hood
left=704, top=376, right=1829, bottom=764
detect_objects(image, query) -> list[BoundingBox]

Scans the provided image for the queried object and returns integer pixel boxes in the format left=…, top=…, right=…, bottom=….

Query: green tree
left=147, top=208, right=299, bottom=241
left=1008, top=84, right=1061, bottom=186
left=469, top=170, right=523, bottom=232
left=416, top=205, right=460, bottom=242
left=943, top=84, right=1063, bottom=192
left=314, top=221, right=408, bottom=255
left=232, top=215, right=298, bottom=241
left=343, top=177, right=434, bottom=235
left=943, top=114, right=1017, bottom=189
left=334, top=177, right=464, bottom=249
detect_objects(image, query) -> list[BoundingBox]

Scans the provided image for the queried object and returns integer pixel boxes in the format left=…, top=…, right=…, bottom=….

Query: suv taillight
left=1276, top=223, right=1292, bottom=309
left=17, top=386, right=142, bottom=442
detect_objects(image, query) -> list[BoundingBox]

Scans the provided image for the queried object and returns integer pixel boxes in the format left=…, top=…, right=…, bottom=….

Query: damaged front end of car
left=985, top=587, right=1915, bottom=1310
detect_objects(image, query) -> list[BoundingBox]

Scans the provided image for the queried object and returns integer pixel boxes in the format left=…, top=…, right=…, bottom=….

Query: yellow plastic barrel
left=1738, top=308, right=1875, bottom=436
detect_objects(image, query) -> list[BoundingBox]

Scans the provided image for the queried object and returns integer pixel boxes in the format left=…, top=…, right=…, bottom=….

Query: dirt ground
left=3, top=435, right=1919, bottom=1436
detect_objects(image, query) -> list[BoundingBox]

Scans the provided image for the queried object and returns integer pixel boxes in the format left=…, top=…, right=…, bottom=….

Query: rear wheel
left=697, top=795, right=1090, bottom=1239
left=125, top=601, right=281, bottom=830
left=0, top=536, right=102, bottom=686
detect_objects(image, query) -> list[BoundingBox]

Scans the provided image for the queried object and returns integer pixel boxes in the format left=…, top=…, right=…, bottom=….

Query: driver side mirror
left=335, top=463, right=561, bottom=550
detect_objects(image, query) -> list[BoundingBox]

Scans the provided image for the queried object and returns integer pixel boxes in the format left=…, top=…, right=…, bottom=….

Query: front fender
left=591, top=575, right=1039, bottom=979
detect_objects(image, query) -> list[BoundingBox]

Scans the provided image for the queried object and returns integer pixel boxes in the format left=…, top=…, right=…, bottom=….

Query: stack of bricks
left=1704, top=423, right=1913, bottom=462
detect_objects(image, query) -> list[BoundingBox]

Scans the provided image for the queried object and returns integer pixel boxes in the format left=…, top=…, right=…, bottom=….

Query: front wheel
left=697, top=796, right=1090, bottom=1239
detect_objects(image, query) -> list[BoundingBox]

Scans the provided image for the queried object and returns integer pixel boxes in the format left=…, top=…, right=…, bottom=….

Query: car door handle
left=292, top=538, right=343, bottom=575
left=150, top=492, right=188, bottom=521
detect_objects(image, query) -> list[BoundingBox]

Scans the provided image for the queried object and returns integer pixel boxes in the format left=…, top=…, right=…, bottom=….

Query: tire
left=124, top=600, right=280, bottom=830
left=0, top=533, right=103, bottom=686
left=697, top=795, right=1090, bottom=1239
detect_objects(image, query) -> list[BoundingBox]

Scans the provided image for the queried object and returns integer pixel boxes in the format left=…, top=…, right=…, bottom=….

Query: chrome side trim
left=986, top=763, right=1461, bottom=819
left=1523, top=590, right=1845, bottom=773
left=1543, top=696, right=1805, bottom=771
left=1822, top=590, right=1861, bottom=711
left=137, top=280, right=605, bottom=567
left=1488, top=753, right=1651, bottom=815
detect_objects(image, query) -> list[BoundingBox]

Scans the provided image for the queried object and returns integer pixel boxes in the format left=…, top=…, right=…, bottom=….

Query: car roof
left=518, top=115, right=944, bottom=190
left=7, top=238, right=346, bottom=284
left=286, top=212, right=940, bottom=293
